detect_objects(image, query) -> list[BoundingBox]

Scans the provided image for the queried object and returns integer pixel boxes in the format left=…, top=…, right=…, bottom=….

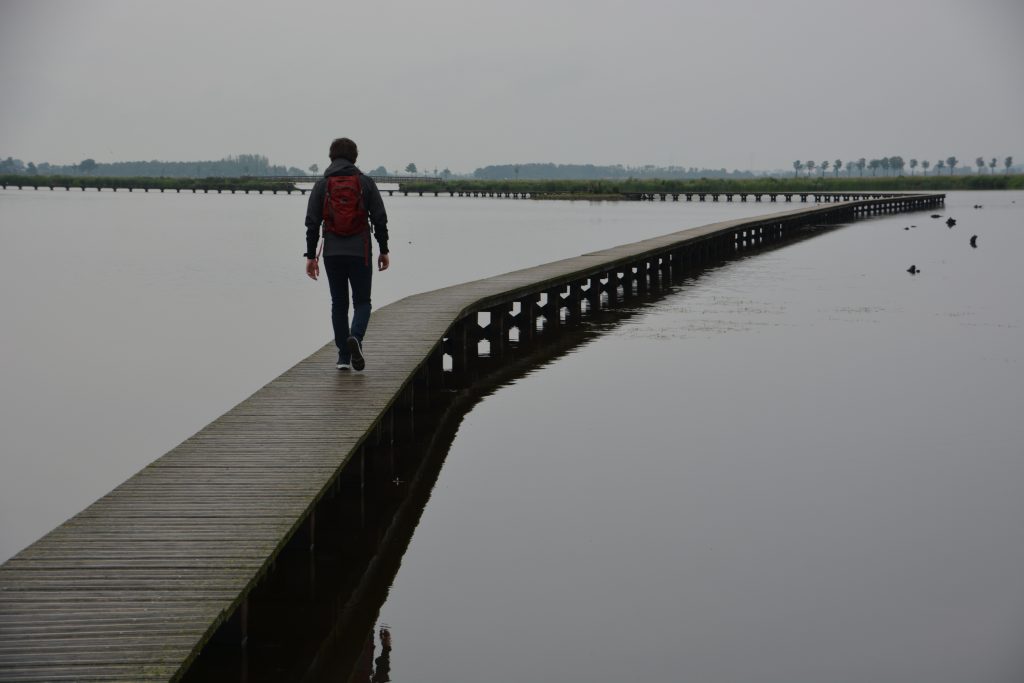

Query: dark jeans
left=324, top=255, right=372, bottom=361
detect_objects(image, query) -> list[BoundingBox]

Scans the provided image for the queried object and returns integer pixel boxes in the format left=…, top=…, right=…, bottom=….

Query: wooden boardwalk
left=0, top=195, right=943, bottom=682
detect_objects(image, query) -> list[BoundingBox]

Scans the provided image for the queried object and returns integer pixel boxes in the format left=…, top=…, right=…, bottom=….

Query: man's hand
left=306, top=258, right=319, bottom=280
left=378, top=253, right=390, bottom=272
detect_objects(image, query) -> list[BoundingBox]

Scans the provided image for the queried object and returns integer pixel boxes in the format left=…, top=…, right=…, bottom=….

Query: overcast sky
left=1, top=0, right=1021, bottom=173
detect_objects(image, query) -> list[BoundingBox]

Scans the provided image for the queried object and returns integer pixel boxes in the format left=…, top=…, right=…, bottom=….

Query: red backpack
left=322, top=175, right=369, bottom=237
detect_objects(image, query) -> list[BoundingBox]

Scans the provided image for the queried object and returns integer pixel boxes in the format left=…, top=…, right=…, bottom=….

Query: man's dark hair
left=329, top=138, right=358, bottom=163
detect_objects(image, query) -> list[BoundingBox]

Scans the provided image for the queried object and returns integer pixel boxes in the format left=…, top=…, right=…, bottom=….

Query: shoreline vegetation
left=398, top=174, right=1023, bottom=197
left=2, top=173, right=1021, bottom=199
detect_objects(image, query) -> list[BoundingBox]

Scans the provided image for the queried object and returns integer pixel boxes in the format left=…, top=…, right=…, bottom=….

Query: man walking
left=305, top=138, right=390, bottom=371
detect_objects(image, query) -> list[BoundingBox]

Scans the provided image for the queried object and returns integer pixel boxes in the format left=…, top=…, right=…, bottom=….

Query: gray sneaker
left=337, top=351, right=350, bottom=370
left=346, top=336, right=365, bottom=371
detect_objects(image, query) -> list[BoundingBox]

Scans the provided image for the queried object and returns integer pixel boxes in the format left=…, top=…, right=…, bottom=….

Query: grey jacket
left=305, top=159, right=389, bottom=259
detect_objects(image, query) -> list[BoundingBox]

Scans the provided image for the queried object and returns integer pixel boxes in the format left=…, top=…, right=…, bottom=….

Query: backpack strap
left=321, top=177, right=331, bottom=230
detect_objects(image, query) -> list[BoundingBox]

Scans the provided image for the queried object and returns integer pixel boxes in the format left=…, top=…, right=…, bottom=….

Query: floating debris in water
left=946, top=217, right=957, bottom=228
left=907, top=265, right=920, bottom=274
left=931, top=214, right=942, bottom=219
left=974, top=204, right=983, bottom=209
left=970, top=235, right=978, bottom=248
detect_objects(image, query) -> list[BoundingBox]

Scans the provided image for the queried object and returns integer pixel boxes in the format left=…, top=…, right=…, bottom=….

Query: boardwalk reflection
left=182, top=218, right=849, bottom=683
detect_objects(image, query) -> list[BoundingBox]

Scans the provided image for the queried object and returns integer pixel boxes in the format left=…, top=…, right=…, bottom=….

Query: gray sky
left=1, top=0, right=1022, bottom=173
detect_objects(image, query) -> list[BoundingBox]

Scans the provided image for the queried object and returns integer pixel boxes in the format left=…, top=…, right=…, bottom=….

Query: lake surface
left=365, top=191, right=1024, bottom=683
left=2, top=190, right=1023, bottom=682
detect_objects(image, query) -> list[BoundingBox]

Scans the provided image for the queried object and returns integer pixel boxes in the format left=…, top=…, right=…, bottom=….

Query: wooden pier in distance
left=2, top=176, right=918, bottom=205
left=379, top=188, right=909, bottom=204
left=0, top=194, right=944, bottom=682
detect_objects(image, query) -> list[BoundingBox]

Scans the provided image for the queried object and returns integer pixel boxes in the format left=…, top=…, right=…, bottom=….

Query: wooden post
left=585, top=277, right=602, bottom=312
left=427, top=344, right=445, bottom=392
left=412, top=362, right=431, bottom=411
left=566, top=281, right=583, bottom=320
left=604, top=272, right=619, bottom=307
left=621, top=268, right=634, bottom=299
left=446, top=320, right=469, bottom=376
left=636, top=261, right=650, bottom=293
left=546, top=287, right=563, bottom=328
left=518, top=296, right=537, bottom=342
left=304, top=511, right=316, bottom=551
left=212, top=598, right=249, bottom=647
left=489, top=304, right=507, bottom=356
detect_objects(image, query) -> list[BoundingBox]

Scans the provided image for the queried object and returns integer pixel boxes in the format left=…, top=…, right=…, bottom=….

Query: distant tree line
left=2, top=154, right=1018, bottom=181
left=0, top=154, right=305, bottom=178
left=473, top=163, right=756, bottom=181
left=401, top=174, right=1024, bottom=195
left=792, top=155, right=1015, bottom=178
left=365, top=164, right=451, bottom=178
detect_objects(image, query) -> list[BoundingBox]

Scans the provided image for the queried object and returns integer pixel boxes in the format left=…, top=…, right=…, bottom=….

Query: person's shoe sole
left=347, top=337, right=365, bottom=371
left=337, top=363, right=350, bottom=370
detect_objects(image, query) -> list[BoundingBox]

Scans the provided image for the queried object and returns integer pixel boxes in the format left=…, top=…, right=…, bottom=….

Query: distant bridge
left=261, top=175, right=443, bottom=184
left=0, top=180, right=923, bottom=206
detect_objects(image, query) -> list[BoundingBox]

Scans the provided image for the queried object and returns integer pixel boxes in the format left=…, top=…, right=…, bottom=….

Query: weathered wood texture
left=0, top=196, right=942, bottom=682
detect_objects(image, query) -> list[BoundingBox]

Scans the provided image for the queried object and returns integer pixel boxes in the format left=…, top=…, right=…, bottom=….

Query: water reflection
left=351, top=628, right=392, bottom=683
left=183, top=217, right=847, bottom=682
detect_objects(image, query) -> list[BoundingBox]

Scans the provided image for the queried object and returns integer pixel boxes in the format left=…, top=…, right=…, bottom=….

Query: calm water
left=365, top=191, right=1024, bottom=682
left=2, top=190, right=1023, bottom=682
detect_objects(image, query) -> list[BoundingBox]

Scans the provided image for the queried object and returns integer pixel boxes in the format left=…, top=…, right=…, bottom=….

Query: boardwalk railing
left=380, top=188, right=911, bottom=202
left=0, top=194, right=944, bottom=682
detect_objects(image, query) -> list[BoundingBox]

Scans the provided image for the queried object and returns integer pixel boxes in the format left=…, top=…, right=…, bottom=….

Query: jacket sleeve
left=362, top=176, right=390, bottom=254
left=304, top=180, right=325, bottom=257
